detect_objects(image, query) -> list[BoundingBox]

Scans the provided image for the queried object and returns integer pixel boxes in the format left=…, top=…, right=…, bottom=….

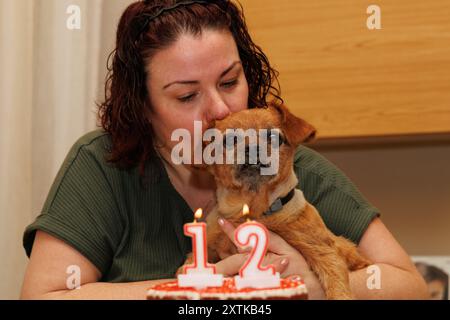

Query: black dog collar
left=263, top=188, right=296, bottom=216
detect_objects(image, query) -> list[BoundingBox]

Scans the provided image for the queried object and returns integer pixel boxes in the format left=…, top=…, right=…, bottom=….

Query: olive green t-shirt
left=23, top=130, right=379, bottom=282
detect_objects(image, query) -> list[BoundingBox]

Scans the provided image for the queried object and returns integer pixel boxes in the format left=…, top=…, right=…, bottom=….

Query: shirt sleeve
left=293, top=145, right=380, bottom=244
left=23, top=135, right=124, bottom=276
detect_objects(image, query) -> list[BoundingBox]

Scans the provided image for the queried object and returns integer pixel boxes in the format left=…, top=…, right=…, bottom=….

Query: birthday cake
left=147, top=277, right=308, bottom=300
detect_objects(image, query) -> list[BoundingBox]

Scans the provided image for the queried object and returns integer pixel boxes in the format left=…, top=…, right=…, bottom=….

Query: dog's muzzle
left=237, top=145, right=271, bottom=171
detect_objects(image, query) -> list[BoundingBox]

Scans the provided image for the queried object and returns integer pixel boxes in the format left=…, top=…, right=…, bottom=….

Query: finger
left=265, top=230, right=291, bottom=255
left=266, top=256, right=289, bottom=275
left=286, top=274, right=303, bottom=282
left=214, top=253, right=249, bottom=277
left=217, top=217, right=237, bottom=244
left=218, top=218, right=252, bottom=254
left=218, top=250, right=228, bottom=260
left=219, top=217, right=291, bottom=255
left=217, top=246, right=237, bottom=260
left=236, top=246, right=252, bottom=254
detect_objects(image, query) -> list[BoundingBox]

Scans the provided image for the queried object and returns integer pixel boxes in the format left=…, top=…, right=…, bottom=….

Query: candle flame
left=243, top=204, right=249, bottom=217
left=194, top=208, right=203, bottom=220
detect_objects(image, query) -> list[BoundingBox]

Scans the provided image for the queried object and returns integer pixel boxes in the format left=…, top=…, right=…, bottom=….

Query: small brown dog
left=198, top=103, right=372, bottom=300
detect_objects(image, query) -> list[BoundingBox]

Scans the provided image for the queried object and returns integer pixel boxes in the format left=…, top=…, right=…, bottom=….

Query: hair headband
left=139, top=0, right=217, bottom=35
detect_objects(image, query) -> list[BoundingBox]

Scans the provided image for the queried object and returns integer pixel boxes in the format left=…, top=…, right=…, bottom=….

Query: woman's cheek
left=234, top=83, right=249, bottom=111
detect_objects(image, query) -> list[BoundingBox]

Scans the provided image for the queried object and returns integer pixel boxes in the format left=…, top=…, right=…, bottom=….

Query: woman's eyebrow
left=163, top=80, right=198, bottom=90
left=163, top=61, right=242, bottom=90
left=219, top=61, right=242, bottom=78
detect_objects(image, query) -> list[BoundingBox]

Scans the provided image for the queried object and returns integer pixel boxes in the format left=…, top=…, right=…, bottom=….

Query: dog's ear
left=273, top=103, right=316, bottom=146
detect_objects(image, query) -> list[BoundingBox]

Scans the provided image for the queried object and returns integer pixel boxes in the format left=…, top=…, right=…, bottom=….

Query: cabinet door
left=242, top=0, right=450, bottom=138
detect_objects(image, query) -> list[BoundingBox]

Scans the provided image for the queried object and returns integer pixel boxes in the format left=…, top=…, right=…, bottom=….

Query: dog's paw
left=326, top=291, right=354, bottom=300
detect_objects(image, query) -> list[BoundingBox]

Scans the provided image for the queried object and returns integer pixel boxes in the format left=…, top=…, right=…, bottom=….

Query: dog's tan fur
left=180, top=103, right=371, bottom=299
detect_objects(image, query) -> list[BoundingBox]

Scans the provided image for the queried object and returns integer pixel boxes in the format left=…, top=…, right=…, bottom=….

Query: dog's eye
left=268, top=129, right=284, bottom=146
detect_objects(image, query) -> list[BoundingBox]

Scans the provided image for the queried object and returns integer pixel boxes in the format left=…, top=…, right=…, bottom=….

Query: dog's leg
left=293, top=241, right=354, bottom=300
left=334, top=236, right=372, bottom=271
left=270, top=222, right=354, bottom=299
left=265, top=205, right=356, bottom=299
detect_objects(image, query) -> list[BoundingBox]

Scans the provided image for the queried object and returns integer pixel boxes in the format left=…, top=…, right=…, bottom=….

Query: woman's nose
left=206, top=92, right=231, bottom=122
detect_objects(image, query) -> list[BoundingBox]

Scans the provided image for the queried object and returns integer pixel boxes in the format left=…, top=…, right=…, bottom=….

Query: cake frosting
left=147, top=277, right=308, bottom=300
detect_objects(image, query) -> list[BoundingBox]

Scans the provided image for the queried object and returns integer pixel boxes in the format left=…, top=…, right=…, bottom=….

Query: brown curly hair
left=98, top=0, right=283, bottom=179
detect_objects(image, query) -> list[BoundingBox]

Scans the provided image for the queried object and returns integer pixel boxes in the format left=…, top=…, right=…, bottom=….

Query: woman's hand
left=215, top=217, right=326, bottom=299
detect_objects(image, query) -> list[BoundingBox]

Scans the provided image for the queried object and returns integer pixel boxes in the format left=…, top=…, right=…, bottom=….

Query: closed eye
left=178, top=92, right=198, bottom=103
left=221, top=79, right=238, bottom=88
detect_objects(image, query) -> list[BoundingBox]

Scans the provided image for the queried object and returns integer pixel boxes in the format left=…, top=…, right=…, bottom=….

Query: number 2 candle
left=234, top=204, right=281, bottom=290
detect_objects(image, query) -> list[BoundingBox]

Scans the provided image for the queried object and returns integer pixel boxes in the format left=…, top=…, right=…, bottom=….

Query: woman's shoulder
left=63, top=129, right=165, bottom=187
left=293, top=144, right=343, bottom=185
left=294, top=144, right=330, bottom=173
left=57, top=129, right=114, bottom=174
left=45, top=130, right=112, bottom=198
left=294, top=144, right=364, bottom=197
left=74, top=128, right=110, bottom=145
left=293, top=145, right=380, bottom=243
left=68, top=129, right=111, bottom=159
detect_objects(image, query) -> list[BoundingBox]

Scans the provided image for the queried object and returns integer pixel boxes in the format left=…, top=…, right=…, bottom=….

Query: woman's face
left=146, top=28, right=249, bottom=156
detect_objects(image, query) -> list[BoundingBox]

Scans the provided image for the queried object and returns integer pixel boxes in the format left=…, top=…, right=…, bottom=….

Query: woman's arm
left=21, top=231, right=169, bottom=300
left=350, top=217, right=429, bottom=299
left=21, top=230, right=263, bottom=299
left=35, top=280, right=172, bottom=300
left=216, top=217, right=430, bottom=300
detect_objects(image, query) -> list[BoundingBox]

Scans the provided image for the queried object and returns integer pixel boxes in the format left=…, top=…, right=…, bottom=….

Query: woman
left=21, top=0, right=428, bottom=299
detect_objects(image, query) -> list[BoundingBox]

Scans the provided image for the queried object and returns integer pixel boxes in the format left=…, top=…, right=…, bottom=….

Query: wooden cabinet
left=241, top=0, right=450, bottom=139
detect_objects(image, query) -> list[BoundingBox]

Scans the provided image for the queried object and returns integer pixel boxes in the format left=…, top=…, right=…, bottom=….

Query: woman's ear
left=272, top=103, right=316, bottom=147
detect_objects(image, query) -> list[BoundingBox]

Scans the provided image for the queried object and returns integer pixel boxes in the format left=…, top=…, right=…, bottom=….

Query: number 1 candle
left=177, top=208, right=223, bottom=289
left=234, top=204, right=281, bottom=290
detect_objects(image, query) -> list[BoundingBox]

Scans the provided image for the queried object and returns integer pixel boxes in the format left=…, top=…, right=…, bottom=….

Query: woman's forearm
left=29, top=278, right=173, bottom=300
left=350, top=264, right=429, bottom=300
left=24, top=264, right=429, bottom=300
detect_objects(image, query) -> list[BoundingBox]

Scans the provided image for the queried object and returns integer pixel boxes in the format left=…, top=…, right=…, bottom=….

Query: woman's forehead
left=147, top=29, right=240, bottom=82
